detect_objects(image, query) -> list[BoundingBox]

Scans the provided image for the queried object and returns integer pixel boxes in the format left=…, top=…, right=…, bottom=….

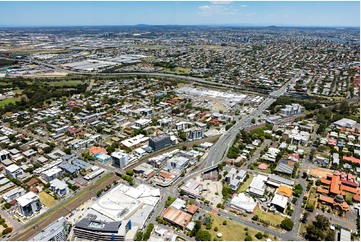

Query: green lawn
left=202, top=213, right=269, bottom=241
left=162, top=67, right=191, bottom=75
left=48, top=80, right=83, bottom=86
left=254, top=207, right=285, bottom=227
left=0, top=98, right=20, bottom=107
left=38, top=191, right=56, bottom=208
left=237, top=174, right=254, bottom=193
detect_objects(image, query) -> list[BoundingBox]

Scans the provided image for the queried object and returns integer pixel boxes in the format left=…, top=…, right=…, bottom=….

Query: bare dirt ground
left=200, top=180, right=223, bottom=206
left=309, top=167, right=333, bottom=178
left=24, top=72, right=68, bottom=77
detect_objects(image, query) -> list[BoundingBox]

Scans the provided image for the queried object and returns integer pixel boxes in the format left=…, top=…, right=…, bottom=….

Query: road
left=200, top=204, right=300, bottom=241
left=242, top=139, right=272, bottom=169
left=174, top=71, right=301, bottom=186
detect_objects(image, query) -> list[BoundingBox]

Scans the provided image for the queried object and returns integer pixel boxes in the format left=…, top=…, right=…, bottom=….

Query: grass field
left=0, top=98, right=20, bottom=107
left=38, top=192, right=56, bottom=208
left=237, top=174, right=254, bottom=193
left=162, top=67, right=191, bottom=75
left=254, top=207, right=285, bottom=227
left=47, top=80, right=83, bottom=86
left=202, top=213, right=267, bottom=241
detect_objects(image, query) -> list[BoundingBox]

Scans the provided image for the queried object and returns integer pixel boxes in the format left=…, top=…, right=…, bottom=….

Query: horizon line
left=0, top=24, right=360, bottom=28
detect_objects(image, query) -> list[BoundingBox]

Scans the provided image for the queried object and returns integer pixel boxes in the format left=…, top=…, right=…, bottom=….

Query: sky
left=0, top=1, right=359, bottom=27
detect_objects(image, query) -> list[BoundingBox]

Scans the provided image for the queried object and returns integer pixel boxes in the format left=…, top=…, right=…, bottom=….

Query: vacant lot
left=38, top=192, right=56, bottom=208
left=162, top=67, right=191, bottom=75
left=254, top=207, right=285, bottom=227
left=203, top=213, right=266, bottom=241
left=200, top=180, right=223, bottom=206
left=309, top=167, right=333, bottom=178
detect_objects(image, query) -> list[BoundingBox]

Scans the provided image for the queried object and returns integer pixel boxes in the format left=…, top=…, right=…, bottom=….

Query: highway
left=174, top=70, right=302, bottom=185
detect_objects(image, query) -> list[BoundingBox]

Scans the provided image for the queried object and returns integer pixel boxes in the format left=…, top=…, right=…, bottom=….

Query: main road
left=173, top=70, right=301, bottom=185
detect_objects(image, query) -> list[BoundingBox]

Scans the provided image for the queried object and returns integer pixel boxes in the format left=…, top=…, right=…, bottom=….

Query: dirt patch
left=200, top=180, right=223, bottom=205
left=309, top=167, right=333, bottom=178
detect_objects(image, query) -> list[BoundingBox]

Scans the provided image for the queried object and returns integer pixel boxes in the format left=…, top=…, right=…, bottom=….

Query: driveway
left=0, top=209, right=22, bottom=230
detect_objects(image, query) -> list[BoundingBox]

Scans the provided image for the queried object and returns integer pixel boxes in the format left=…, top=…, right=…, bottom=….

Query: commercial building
left=87, top=183, right=160, bottom=229
left=161, top=207, right=192, bottom=229
left=149, top=133, right=172, bottom=151
left=29, top=217, right=69, bottom=241
left=248, top=174, right=268, bottom=197
left=73, top=218, right=132, bottom=241
left=279, top=103, right=303, bottom=116
left=179, top=179, right=203, bottom=198
left=166, top=157, right=189, bottom=171
left=230, top=193, right=258, bottom=213
left=111, top=151, right=129, bottom=168
left=16, top=192, right=42, bottom=218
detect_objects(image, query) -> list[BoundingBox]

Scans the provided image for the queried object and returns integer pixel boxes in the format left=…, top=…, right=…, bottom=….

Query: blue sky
left=0, top=1, right=359, bottom=27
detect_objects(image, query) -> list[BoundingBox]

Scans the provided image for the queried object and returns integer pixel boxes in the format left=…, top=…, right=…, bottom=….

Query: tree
left=126, top=169, right=134, bottom=176
left=255, top=232, right=263, bottom=239
left=314, top=215, right=330, bottom=230
left=222, top=220, right=227, bottom=225
left=143, top=223, right=154, bottom=241
left=63, top=147, right=72, bottom=155
left=252, top=215, right=258, bottom=221
left=281, top=218, right=294, bottom=231
left=3, top=203, right=11, bottom=209
left=195, top=230, right=211, bottom=241
left=214, top=227, right=218, bottom=232
left=191, top=221, right=201, bottom=237
left=2, top=227, right=12, bottom=235
left=245, top=235, right=253, bottom=241
left=135, top=231, right=143, bottom=241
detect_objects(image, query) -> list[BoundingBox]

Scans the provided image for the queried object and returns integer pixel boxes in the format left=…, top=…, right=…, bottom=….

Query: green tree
left=255, top=232, right=263, bottom=239
left=191, top=221, right=202, bottom=237
left=135, top=231, right=143, bottom=241
left=245, top=235, right=253, bottom=241
left=195, top=230, right=211, bottom=241
left=281, top=218, right=294, bottom=231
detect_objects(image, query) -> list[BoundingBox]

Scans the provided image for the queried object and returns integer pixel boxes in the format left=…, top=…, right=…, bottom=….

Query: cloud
left=240, top=4, right=247, bottom=8
left=210, top=1, right=233, bottom=5
left=198, top=4, right=238, bottom=16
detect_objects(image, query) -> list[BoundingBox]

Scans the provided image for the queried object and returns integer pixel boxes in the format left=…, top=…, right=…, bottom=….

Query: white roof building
left=333, top=118, right=357, bottom=128
left=248, top=174, right=268, bottom=197
left=6, top=164, right=21, bottom=173
left=270, top=194, right=288, bottom=212
left=16, top=192, right=39, bottom=207
left=230, top=193, right=258, bottom=213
